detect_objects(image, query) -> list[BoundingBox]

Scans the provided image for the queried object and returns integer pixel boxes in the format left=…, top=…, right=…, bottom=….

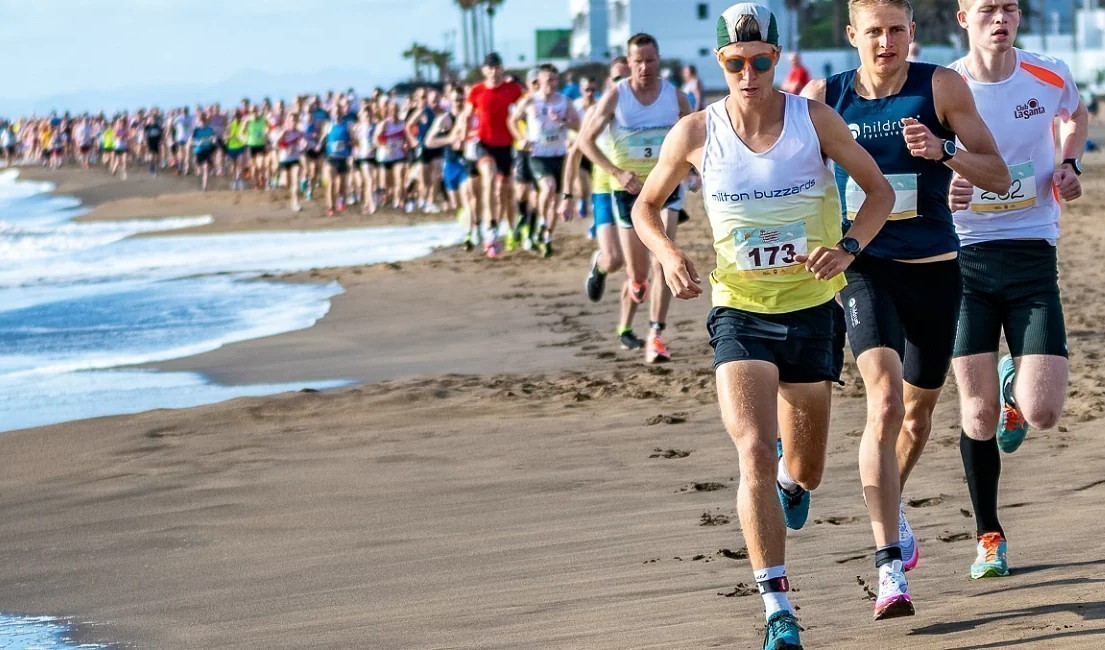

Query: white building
left=569, top=0, right=795, bottom=89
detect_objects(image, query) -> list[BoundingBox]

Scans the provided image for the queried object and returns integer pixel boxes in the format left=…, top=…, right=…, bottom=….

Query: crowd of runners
left=0, top=0, right=1093, bottom=646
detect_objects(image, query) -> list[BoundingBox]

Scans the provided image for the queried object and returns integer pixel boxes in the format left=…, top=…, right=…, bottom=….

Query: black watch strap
left=1062, top=158, right=1083, bottom=176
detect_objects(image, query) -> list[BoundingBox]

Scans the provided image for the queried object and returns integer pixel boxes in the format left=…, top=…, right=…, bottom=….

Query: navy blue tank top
left=826, top=63, right=957, bottom=260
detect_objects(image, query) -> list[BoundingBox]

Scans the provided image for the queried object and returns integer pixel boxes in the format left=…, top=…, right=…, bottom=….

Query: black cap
left=483, top=52, right=503, bottom=67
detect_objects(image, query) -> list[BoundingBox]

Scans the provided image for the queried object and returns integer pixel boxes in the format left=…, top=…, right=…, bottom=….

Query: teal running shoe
left=970, top=532, right=1010, bottom=579
left=763, top=611, right=803, bottom=650
left=776, top=439, right=810, bottom=530
left=996, top=354, right=1029, bottom=453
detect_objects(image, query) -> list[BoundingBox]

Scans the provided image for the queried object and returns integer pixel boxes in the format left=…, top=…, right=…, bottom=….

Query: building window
left=697, top=2, right=709, bottom=20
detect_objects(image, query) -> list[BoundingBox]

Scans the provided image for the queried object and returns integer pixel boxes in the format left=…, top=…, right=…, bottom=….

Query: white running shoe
left=899, top=501, right=919, bottom=572
left=873, top=560, right=915, bottom=620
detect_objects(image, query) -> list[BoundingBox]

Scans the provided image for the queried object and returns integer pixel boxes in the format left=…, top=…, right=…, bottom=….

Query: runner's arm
left=931, top=68, right=1010, bottom=194
left=508, top=98, right=529, bottom=147
left=565, top=100, right=582, bottom=132
left=1059, top=98, right=1089, bottom=165
left=675, top=88, right=693, bottom=119
left=631, top=114, right=704, bottom=299
left=424, top=114, right=454, bottom=149
left=575, top=88, right=623, bottom=180
left=808, top=101, right=892, bottom=267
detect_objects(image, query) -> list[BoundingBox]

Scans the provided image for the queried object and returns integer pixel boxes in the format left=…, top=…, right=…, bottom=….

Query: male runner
left=634, top=6, right=892, bottom=645
left=462, top=52, right=525, bottom=258
left=802, top=0, right=1010, bottom=619
left=143, top=110, right=164, bottom=175
left=576, top=34, right=692, bottom=363
left=322, top=104, right=353, bottom=216
left=947, top=0, right=1088, bottom=579
left=512, top=64, right=581, bottom=257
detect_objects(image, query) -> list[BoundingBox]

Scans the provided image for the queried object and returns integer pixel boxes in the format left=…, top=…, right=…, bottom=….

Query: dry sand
left=2, top=146, right=1105, bottom=649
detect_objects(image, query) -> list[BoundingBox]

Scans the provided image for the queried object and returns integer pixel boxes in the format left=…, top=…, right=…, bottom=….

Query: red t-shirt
left=467, top=81, right=524, bottom=147
left=784, top=64, right=811, bottom=94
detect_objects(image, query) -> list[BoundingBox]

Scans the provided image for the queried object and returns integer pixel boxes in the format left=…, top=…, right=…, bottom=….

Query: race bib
left=626, top=132, right=665, bottom=163
left=846, top=173, right=918, bottom=221
left=733, top=222, right=808, bottom=276
left=970, top=161, right=1037, bottom=213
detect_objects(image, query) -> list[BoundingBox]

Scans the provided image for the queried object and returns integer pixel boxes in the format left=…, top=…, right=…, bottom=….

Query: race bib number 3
left=626, top=132, right=665, bottom=163
left=846, top=173, right=918, bottom=221
left=733, top=223, right=808, bottom=275
left=971, top=161, right=1036, bottom=213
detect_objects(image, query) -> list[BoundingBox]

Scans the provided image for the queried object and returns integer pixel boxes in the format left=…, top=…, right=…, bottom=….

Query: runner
left=947, top=0, right=1088, bottom=579
left=510, top=69, right=541, bottom=252
left=462, top=52, right=525, bottom=258
left=633, top=6, right=893, bottom=646
left=143, top=110, right=164, bottom=175
left=352, top=103, right=378, bottom=215
left=801, top=0, right=1010, bottom=619
left=408, top=89, right=445, bottom=213
left=680, top=64, right=705, bottom=111
left=191, top=113, right=217, bottom=191
left=276, top=112, right=307, bottom=212
left=374, top=101, right=410, bottom=210
left=322, top=104, right=353, bottom=216
left=225, top=109, right=249, bottom=190
left=425, top=87, right=473, bottom=232
left=512, top=65, right=580, bottom=257
left=111, top=115, right=129, bottom=180
left=244, top=106, right=269, bottom=190
left=575, top=33, right=692, bottom=363
left=171, top=106, right=193, bottom=175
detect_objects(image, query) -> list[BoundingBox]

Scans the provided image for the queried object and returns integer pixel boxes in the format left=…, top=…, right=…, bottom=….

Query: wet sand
left=2, top=147, right=1105, bottom=648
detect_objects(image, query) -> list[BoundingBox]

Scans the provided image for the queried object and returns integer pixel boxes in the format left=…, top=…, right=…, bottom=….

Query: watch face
left=944, top=140, right=956, bottom=157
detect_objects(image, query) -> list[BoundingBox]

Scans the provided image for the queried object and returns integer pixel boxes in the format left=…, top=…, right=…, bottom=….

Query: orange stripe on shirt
left=1020, top=61, right=1064, bottom=89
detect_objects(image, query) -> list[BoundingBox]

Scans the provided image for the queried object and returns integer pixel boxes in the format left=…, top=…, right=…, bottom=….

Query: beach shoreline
left=2, top=155, right=1105, bottom=648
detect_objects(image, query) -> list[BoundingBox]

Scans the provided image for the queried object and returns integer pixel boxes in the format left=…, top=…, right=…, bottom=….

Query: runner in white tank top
left=630, top=4, right=894, bottom=646
left=511, top=64, right=581, bottom=257
left=946, top=0, right=1089, bottom=583
left=575, top=34, right=692, bottom=364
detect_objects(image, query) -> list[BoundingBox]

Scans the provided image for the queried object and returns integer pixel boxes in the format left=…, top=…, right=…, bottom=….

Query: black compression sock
left=960, top=432, right=1005, bottom=538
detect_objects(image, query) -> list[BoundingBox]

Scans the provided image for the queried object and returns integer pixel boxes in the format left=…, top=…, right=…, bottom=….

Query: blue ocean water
left=0, top=615, right=106, bottom=649
left=0, top=167, right=461, bottom=431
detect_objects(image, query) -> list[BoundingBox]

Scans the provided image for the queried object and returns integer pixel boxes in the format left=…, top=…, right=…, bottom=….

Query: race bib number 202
left=971, top=161, right=1037, bottom=213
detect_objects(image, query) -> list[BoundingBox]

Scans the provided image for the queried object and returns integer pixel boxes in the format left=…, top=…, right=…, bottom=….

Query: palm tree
left=454, top=0, right=480, bottom=68
left=402, top=43, right=433, bottom=80
left=484, top=0, right=504, bottom=56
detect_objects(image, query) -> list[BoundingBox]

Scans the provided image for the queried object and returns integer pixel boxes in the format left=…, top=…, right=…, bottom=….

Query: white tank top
left=376, top=119, right=406, bottom=163
left=354, top=121, right=373, bottom=159
left=701, top=93, right=844, bottom=314
left=609, top=78, right=679, bottom=189
left=949, top=49, right=1081, bottom=245
left=526, top=93, right=570, bottom=157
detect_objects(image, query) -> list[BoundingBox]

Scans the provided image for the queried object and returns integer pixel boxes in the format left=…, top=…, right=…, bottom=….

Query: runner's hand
left=795, top=246, right=854, bottom=281
left=558, top=197, right=577, bottom=222
left=948, top=173, right=973, bottom=212
left=659, top=248, right=702, bottom=299
left=1053, top=167, right=1082, bottom=201
left=901, top=117, right=942, bottom=161
left=616, top=169, right=643, bottom=194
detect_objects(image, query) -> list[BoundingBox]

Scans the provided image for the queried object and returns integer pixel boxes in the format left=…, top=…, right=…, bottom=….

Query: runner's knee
left=960, top=394, right=999, bottom=439
left=1019, top=401, right=1060, bottom=430
left=734, top=436, right=777, bottom=484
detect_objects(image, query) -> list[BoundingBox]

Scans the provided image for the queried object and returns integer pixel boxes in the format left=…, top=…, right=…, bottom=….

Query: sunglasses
left=718, top=51, right=778, bottom=75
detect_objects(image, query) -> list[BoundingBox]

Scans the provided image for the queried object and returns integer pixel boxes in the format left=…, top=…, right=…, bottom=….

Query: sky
left=0, top=0, right=570, bottom=115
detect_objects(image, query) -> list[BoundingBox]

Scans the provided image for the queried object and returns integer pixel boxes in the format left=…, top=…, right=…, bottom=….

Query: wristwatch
left=1062, top=158, right=1083, bottom=176
left=838, top=236, right=862, bottom=256
left=560, top=192, right=574, bottom=200
left=938, top=139, right=956, bottom=163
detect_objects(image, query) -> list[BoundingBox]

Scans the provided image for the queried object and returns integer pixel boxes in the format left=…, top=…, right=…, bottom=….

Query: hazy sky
left=0, top=0, right=568, bottom=112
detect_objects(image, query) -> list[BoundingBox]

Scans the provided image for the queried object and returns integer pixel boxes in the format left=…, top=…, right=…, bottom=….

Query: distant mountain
left=0, top=67, right=399, bottom=116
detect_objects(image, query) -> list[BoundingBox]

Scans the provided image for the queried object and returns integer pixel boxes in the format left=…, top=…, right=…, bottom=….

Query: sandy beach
left=2, top=145, right=1105, bottom=648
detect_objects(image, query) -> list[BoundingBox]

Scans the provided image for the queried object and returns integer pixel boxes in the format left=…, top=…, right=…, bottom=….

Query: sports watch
left=1062, top=158, right=1083, bottom=176
left=938, top=139, right=956, bottom=163
left=838, top=236, right=862, bottom=256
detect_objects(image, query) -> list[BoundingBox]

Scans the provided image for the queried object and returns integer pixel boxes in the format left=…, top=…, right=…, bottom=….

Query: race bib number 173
left=733, top=222, right=808, bottom=275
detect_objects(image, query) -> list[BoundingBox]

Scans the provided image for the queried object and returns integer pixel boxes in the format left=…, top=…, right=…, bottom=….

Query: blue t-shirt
left=192, top=126, right=216, bottom=154
left=825, top=63, right=957, bottom=260
left=326, top=122, right=351, bottom=158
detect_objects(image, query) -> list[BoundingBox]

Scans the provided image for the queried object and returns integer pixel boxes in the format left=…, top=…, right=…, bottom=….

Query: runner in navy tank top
left=802, top=0, right=1009, bottom=622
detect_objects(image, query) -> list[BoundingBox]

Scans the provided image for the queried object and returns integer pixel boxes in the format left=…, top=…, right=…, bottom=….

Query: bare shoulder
left=666, top=111, right=707, bottom=151
left=801, top=78, right=828, bottom=103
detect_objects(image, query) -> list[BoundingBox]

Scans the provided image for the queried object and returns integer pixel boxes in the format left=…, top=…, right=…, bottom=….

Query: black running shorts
left=839, top=254, right=961, bottom=390
left=954, top=239, right=1067, bottom=359
left=707, top=301, right=845, bottom=384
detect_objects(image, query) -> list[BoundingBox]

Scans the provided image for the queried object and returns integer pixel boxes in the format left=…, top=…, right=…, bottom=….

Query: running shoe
left=996, top=354, right=1028, bottom=453
left=504, top=232, right=518, bottom=253
left=776, top=440, right=810, bottom=530
left=619, top=330, right=645, bottom=351
left=541, top=240, right=554, bottom=258
left=873, top=560, right=915, bottom=620
left=518, top=223, right=531, bottom=250
left=629, top=280, right=648, bottom=304
left=585, top=251, right=607, bottom=303
left=899, top=502, right=919, bottom=572
left=645, top=331, right=671, bottom=364
left=326, top=209, right=335, bottom=217
left=464, top=234, right=474, bottom=252
left=485, top=239, right=501, bottom=259
left=970, top=532, right=1009, bottom=579
left=762, top=611, right=803, bottom=650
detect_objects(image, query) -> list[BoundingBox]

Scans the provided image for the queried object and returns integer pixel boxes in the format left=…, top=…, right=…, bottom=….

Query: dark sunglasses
left=719, top=51, right=778, bottom=75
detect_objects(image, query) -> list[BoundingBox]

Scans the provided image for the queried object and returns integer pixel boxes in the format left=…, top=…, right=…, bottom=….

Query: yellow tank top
left=702, top=94, right=845, bottom=314
left=608, top=79, right=679, bottom=191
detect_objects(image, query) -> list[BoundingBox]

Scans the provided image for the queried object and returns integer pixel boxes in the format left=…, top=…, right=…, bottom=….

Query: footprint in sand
left=814, top=515, right=861, bottom=525
left=855, top=576, right=877, bottom=600
left=908, top=495, right=946, bottom=508
left=650, top=448, right=692, bottom=459
left=938, top=532, right=972, bottom=543
left=646, top=412, right=688, bottom=426
left=835, top=553, right=867, bottom=565
left=678, top=481, right=727, bottom=493
left=699, top=511, right=731, bottom=526
left=718, top=583, right=758, bottom=598
left=719, top=547, right=749, bottom=560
